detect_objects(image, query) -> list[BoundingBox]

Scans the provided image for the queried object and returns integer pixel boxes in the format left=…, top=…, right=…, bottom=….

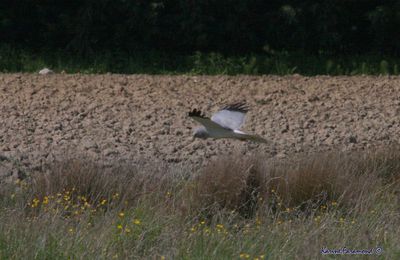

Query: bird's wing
left=211, top=102, right=249, bottom=130
left=188, top=108, right=228, bottom=132
left=233, top=130, right=268, bottom=143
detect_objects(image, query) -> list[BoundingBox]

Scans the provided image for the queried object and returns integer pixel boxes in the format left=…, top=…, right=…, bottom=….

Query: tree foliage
left=1, top=0, right=399, bottom=55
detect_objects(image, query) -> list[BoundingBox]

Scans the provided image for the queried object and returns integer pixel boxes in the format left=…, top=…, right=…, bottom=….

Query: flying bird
left=188, top=102, right=267, bottom=143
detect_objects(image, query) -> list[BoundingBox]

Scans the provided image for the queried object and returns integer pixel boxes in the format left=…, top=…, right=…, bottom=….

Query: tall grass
left=1, top=46, right=400, bottom=75
left=0, top=148, right=399, bottom=259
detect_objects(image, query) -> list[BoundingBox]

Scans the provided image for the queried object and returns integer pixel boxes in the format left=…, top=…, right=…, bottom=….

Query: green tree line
left=1, top=0, right=399, bottom=56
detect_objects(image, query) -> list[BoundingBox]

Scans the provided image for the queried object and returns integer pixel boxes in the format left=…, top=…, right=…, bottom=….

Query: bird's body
left=188, top=102, right=267, bottom=143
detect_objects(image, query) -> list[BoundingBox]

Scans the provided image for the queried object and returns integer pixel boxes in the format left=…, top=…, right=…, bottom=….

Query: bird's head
left=193, top=127, right=209, bottom=139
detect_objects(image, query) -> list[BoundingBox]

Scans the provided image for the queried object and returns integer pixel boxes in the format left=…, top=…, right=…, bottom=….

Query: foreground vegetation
left=1, top=47, right=400, bottom=76
left=0, top=148, right=399, bottom=259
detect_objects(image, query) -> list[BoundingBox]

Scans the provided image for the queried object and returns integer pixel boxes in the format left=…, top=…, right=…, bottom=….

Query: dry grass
left=185, top=155, right=266, bottom=219
left=0, top=148, right=399, bottom=259
left=29, top=157, right=175, bottom=209
left=187, top=149, right=398, bottom=219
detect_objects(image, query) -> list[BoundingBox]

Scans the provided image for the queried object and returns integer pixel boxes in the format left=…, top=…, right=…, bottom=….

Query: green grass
left=0, top=148, right=399, bottom=259
left=1, top=45, right=400, bottom=75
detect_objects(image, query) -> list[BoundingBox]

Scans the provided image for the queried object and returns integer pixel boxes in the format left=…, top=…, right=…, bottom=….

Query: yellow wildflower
left=42, top=196, right=49, bottom=205
left=133, top=219, right=141, bottom=225
left=31, top=198, right=40, bottom=208
left=119, top=212, right=125, bottom=218
left=117, top=224, right=123, bottom=230
left=216, top=224, right=224, bottom=229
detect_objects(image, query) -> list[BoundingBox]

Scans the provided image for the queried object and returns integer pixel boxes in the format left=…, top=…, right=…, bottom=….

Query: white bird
left=188, top=102, right=267, bottom=143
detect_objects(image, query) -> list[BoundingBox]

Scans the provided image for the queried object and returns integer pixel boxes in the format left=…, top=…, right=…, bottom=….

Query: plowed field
left=1, top=74, right=400, bottom=180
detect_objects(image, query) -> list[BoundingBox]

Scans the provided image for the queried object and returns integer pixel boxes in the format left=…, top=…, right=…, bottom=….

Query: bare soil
left=1, top=73, right=400, bottom=180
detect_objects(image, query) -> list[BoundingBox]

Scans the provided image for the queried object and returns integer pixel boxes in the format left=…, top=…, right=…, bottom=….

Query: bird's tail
left=245, top=134, right=268, bottom=143
left=233, top=130, right=268, bottom=144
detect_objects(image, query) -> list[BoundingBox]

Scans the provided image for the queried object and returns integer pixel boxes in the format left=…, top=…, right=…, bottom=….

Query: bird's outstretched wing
left=188, top=109, right=227, bottom=132
left=211, top=102, right=249, bottom=130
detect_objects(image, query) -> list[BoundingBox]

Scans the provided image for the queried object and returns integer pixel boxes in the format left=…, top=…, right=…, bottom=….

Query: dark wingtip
left=221, top=102, right=249, bottom=113
left=188, top=108, right=206, bottom=118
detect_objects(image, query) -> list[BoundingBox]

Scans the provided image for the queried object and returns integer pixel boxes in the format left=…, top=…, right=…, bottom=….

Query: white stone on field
left=39, top=68, right=54, bottom=75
